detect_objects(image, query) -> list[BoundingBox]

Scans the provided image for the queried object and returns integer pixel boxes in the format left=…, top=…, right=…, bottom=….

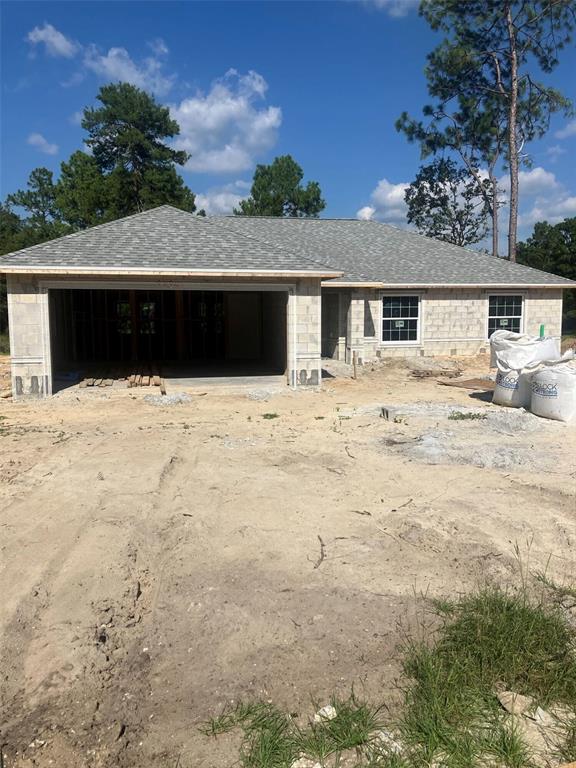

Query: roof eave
left=0, top=266, right=343, bottom=279
left=321, top=281, right=573, bottom=289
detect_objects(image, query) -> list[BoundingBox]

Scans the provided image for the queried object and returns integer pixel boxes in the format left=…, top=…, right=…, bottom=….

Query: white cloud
left=357, top=205, right=376, bottom=220
left=356, top=177, right=409, bottom=223
left=545, top=144, right=566, bottom=162
left=362, top=0, right=419, bottom=17
left=501, top=166, right=576, bottom=230
left=69, top=110, right=83, bottom=125
left=27, top=132, right=59, bottom=155
left=27, top=23, right=79, bottom=58
left=499, top=166, right=560, bottom=197
left=196, top=180, right=251, bottom=215
left=170, top=70, right=282, bottom=174
left=554, top=119, right=576, bottom=140
left=83, top=45, right=175, bottom=96
left=519, top=195, right=576, bottom=229
left=147, top=38, right=169, bottom=56
left=26, top=23, right=175, bottom=96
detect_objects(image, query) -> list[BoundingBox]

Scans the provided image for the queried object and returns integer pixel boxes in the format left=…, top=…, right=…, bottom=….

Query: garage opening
left=49, top=288, right=288, bottom=387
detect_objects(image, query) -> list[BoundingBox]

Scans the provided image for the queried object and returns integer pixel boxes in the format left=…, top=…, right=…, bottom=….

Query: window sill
left=379, top=342, right=422, bottom=347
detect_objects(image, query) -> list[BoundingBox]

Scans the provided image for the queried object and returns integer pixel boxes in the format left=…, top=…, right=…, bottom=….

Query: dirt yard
left=1, top=356, right=575, bottom=768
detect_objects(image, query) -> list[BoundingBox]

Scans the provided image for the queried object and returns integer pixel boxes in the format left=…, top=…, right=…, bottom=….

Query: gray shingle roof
left=0, top=206, right=341, bottom=277
left=0, top=205, right=572, bottom=287
left=216, top=216, right=574, bottom=286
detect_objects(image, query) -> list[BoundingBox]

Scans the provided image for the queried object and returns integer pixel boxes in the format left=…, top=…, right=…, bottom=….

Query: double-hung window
left=382, top=295, right=420, bottom=343
left=488, top=295, right=523, bottom=336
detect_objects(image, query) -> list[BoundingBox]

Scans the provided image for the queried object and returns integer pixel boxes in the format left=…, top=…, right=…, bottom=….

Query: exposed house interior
left=48, top=288, right=288, bottom=384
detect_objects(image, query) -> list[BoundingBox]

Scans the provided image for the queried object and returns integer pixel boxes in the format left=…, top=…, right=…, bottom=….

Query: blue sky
left=2, top=0, right=576, bottom=246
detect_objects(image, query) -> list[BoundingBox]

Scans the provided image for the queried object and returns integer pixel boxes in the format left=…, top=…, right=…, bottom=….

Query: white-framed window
left=382, top=295, right=420, bottom=343
left=487, top=294, right=523, bottom=336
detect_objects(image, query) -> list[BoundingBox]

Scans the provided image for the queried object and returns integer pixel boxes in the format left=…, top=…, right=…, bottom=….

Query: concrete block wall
left=288, top=278, right=322, bottom=386
left=324, top=286, right=565, bottom=362
left=346, top=289, right=365, bottom=363
left=6, top=274, right=51, bottom=397
left=419, top=289, right=488, bottom=356
left=524, top=289, right=563, bottom=338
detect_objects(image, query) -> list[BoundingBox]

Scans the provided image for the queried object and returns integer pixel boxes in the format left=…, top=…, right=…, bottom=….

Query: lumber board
left=142, top=375, right=150, bottom=386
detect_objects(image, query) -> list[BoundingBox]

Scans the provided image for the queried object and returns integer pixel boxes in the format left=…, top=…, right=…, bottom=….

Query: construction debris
left=313, top=704, right=337, bottom=722
left=77, top=365, right=163, bottom=389
left=406, top=357, right=463, bottom=378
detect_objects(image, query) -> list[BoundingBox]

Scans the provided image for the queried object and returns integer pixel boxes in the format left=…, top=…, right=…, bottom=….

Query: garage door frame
left=40, top=279, right=296, bottom=391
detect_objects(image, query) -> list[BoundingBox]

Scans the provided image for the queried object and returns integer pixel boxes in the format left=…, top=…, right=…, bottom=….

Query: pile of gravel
left=143, top=392, right=192, bottom=406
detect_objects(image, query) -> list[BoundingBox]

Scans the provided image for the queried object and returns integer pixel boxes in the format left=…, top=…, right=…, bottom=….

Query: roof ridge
left=216, top=216, right=373, bottom=282
left=209, top=216, right=346, bottom=275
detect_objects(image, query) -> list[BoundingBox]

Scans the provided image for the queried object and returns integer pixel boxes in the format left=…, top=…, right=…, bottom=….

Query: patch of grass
left=297, top=696, right=385, bottom=760
left=399, top=587, right=576, bottom=765
left=557, top=715, right=576, bottom=761
left=203, top=695, right=388, bottom=768
left=262, top=413, right=279, bottom=420
left=534, top=570, right=576, bottom=603
left=204, top=587, right=576, bottom=767
left=447, top=411, right=487, bottom=421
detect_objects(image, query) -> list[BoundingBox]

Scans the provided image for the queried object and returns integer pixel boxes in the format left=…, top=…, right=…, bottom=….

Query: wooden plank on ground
left=79, top=380, right=88, bottom=388
left=85, top=378, right=95, bottom=387
left=153, top=375, right=161, bottom=387
left=135, top=374, right=142, bottom=387
left=102, top=379, right=114, bottom=387
left=142, top=375, right=150, bottom=387
left=437, top=377, right=495, bottom=391
left=93, top=378, right=103, bottom=387
left=128, top=374, right=136, bottom=388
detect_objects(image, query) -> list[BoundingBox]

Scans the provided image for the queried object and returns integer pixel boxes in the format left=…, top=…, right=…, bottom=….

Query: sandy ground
left=1, top=355, right=575, bottom=768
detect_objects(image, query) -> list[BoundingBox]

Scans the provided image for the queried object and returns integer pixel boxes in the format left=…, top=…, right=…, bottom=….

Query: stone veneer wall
left=324, top=286, right=564, bottom=361
left=6, top=274, right=323, bottom=398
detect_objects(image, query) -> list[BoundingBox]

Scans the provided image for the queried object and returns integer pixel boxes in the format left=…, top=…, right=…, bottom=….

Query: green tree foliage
left=0, top=82, right=199, bottom=335
left=7, top=168, right=69, bottom=241
left=82, top=82, right=194, bottom=215
left=235, top=155, right=325, bottom=217
left=0, top=205, right=25, bottom=335
left=517, top=217, right=576, bottom=329
left=55, top=151, right=110, bottom=229
left=398, top=0, right=575, bottom=261
left=405, top=158, right=491, bottom=246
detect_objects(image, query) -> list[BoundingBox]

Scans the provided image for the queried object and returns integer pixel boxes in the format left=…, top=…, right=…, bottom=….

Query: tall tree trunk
left=490, top=171, right=499, bottom=258
left=506, top=4, right=519, bottom=262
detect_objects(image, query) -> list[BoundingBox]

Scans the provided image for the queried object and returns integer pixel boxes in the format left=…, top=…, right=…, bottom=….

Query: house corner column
left=287, top=278, right=321, bottom=387
left=7, top=275, right=51, bottom=399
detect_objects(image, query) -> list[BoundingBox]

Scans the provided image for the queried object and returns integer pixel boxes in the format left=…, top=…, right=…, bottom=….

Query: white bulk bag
left=492, top=365, right=534, bottom=408
left=489, top=330, right=560, bottom=370
left=530, top=361, right=576, bottom=422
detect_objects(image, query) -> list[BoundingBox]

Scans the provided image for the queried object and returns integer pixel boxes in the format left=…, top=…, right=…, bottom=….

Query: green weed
left=447, top=411, right=487, bottom=421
